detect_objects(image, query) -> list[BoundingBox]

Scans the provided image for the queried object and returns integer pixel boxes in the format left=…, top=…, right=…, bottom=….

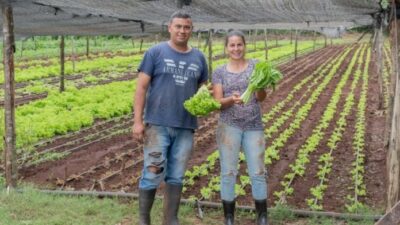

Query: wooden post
left=275, top=30, right=278, bottom=47
left=324, top=35, right=327, bottom=47
left=387, top=7, right=400, bottom=211
left=60, top=36, right=65, bottom=92
left=197, top=32, right=201, bottom=49
left=290, top=29, right=293, bottom=44
left=71, top=36, right=76, bottom=72
left=2, top=4, right=17, bottom=188
left=294, top=29, right=298, bottom=60
left=376, top=201, right=400, bottom=224
left=377, top=25, right=384, bottom=110
left=20, top=39, right=23, bottom=58
left=139, top=38, right=144, bottom=53
left=86, top=36, right=89, bottom=58
left=313, top=30, right=316, bottom=51
left=208, top=29, right=213, bottom=78
left=330, top=38, right=333, bottom=46
left=131, top=37, right=135, bottom=49
left=254, top=29, right=257, bottom=51
left=33, top=36, right=37, bottom=50
left=264, top=29, right=268, bottom=60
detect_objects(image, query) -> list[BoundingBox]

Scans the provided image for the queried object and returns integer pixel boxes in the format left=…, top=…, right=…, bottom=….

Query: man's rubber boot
left=255, top=199, right=268, bottom=225
left=162, top=183, right=183, bottom=225
left=139, top=188, right=157, bottom=225
left=222, top=200, right=235, bottom=225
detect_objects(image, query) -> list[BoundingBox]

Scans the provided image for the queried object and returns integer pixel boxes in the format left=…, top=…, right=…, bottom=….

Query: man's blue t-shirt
left=138, top=42, right=208, bottom=129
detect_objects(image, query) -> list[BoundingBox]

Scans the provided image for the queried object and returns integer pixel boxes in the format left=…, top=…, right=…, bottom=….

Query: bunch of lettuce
left=184, top=85, right=221, bottom=116
left=241, top=61, right=282, bottom=104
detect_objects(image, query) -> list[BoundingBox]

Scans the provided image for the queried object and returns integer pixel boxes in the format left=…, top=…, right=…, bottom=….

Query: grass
left=0, top=181, right=379, bottom=225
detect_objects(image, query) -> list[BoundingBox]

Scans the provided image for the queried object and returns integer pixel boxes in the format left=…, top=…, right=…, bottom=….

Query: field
left=0, top=33, right=388, bottom=221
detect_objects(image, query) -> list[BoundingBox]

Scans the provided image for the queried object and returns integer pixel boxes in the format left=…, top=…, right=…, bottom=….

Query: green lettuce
left=184, top=85, right=221, bottom=116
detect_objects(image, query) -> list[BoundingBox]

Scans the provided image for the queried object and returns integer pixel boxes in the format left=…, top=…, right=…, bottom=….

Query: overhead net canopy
left=0, top=0, right=381, bottom=36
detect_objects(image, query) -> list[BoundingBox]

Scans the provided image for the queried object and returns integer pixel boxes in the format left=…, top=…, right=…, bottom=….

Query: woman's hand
left=231, top=91, right=243, bottom=104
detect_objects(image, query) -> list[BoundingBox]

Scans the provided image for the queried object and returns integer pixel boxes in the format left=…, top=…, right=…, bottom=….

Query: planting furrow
left=273, top=44, right=365, bottom=205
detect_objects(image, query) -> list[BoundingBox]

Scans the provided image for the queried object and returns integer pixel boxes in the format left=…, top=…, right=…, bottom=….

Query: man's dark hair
left=169, top=11, right=191, bottom=23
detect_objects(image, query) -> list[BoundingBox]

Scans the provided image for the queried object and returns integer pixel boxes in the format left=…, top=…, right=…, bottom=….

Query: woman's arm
left=255, top=89, right=266, bottom=102
left=213, top=83, right=242, bottom=109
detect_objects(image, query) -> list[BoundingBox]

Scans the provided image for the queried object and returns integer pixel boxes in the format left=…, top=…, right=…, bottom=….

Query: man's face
left=168, top=17, right=193, bottom=46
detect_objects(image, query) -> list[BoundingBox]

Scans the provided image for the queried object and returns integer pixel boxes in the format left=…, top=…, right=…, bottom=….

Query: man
left=133, top=11, right=208, bottom=225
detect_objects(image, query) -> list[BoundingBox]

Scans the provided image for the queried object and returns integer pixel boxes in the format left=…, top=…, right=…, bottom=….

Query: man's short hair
left=169, top=11, right=191, bottom=23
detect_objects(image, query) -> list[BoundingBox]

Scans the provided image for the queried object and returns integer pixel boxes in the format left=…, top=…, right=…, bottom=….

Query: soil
left=17, top=44, right=387, bottom=213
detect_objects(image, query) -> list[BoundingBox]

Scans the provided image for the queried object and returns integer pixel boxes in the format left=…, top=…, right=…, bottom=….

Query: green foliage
left=0, top=80, right=136, bottom=158
left=381, top=0, right=389, bottom=9
left=241, top=61, right=282, bottom=103
left=184, top=85, right=221, bottom=116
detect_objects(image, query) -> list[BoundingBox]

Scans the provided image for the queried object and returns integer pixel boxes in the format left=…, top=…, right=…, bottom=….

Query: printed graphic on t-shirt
left=163, top=59, right=200, bottom=86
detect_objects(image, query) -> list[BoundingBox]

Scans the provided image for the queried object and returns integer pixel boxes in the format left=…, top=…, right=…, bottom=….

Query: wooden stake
left=2, top=4, right=17, bottom=188
left=139, top=39, right=143, bottom=53
left=20, top=39, right=24, bottom=58
left=208, top=29, right=213, bottom=79
left=387, top=8, right=400, bottom=211
left=313, top=30, right=316, bottom=51
left=377, top=201, right=400, bottom=224
left=290, top=29, right=293, bottom=44
left=254, top=29, right=257, bottom=51
left=197, top=32, right=201, bottom=49
left=86, top=36, right=89, bottom=58
left=294, top=29, right=298, bottom=60
left=264, top=29, right=268, bottom=60
left=60, top=36, right=65, bottom=92
left=377, top=25, right=384, bottom=110
left=71, top=36, right=76, bottom=72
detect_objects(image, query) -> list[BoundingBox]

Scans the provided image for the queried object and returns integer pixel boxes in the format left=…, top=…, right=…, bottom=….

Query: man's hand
left=132, top=122, right=145, bottom=142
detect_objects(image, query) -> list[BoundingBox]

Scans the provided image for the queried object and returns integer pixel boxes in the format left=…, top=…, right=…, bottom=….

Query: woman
left=212, top=30, right=268, bottom=225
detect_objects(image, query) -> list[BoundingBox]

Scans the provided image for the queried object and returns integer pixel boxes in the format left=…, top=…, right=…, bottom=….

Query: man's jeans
left=217, top=122, right=267, bottom=201
left=139, top=124, right=194, bottom=190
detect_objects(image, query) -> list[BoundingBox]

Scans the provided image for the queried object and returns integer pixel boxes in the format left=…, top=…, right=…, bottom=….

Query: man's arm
left=132, top=72, right=151, bottom=141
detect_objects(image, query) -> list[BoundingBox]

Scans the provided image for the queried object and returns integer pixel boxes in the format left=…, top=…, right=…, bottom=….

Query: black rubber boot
left=222, top=200, right=235, bottom=225
left=162, top=183, right=183, bottom=225
left=139, top=188, right=157, bottom=225
left=255, top=199, right=268, bottom=225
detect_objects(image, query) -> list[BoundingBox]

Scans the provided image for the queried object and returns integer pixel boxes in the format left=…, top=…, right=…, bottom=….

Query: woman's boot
left=139, top=188, right=157, bottom=225
left=222, top=200, right=235, bottom=225
left=162, top=183, right=183, bottom=225
left=254, top=199, right=267, bottom=225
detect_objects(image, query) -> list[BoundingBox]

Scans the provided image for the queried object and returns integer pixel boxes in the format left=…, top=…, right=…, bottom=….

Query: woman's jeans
left=139, top=124, right=194, bottom=190
left=217, top=122, right=267, bottom=201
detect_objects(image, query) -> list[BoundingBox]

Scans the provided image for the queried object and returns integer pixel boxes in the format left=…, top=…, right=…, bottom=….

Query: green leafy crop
left=184, top=85, right=221, bottom=116
left=241, top=61, right=282, bottom=103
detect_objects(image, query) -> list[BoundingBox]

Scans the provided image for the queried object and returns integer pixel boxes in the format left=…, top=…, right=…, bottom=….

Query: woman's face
left=226, top=35, right=246, bottom=60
